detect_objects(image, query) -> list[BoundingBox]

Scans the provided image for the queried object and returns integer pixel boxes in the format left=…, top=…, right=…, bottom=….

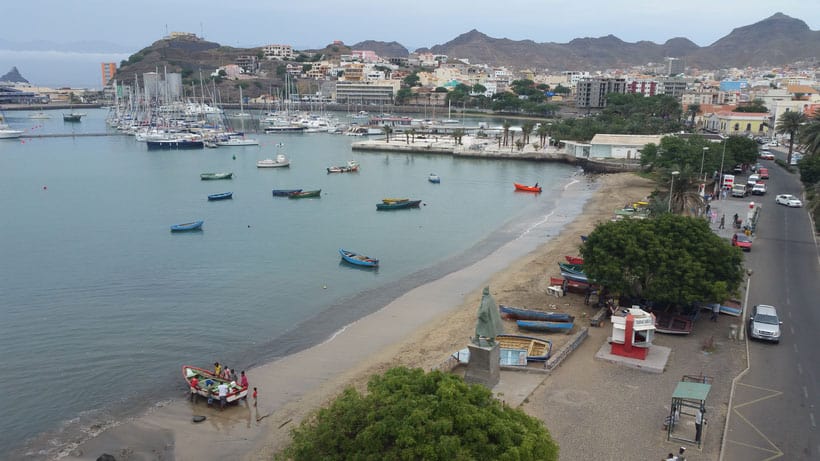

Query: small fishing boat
left=499, top=304, right=574, bottom=322
left=200, top=172, right=233, bottom=180
left=29, top=112, right=50, bottom=119
left=516, top=319, right=574, bottom=333
left=288, top=189, right=321, bottom=199
left=381, top=198, right=409, bottom=204
left=495, top=334, right=553, bottom=362
left=272, top=188, right=302, bottom=196
left=376, top=199, right=422, bottom=210
left=560, top=270, right=589, bottom=284
left=717, top=300, right=742, bottom=316
left=62, top=112, right=85, bottom=122
left=182, top=365, right=248, bottom=404
left=654, top=313, right=694, bottom=335
left=565, top=256, right=584, bottom=265
left=550, top=277, right=595, bottom=293
left=428, top=173, right=441, bottom=183
left=257, top=154, right=290, bottom=168
left=339, top=248, right=379, bottom=268
left=514, top=182, right=542, bottom=193
left=207, top=192, right=233, bottom=201
left=170, top=220, right=204, bottom=232
left=327, top=160, right=359, bottom=173
left=558, top=262, right=584, bottom=274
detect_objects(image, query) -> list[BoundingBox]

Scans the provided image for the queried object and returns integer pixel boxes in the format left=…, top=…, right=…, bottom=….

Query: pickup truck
left=732, top=184, right=748, bottom=197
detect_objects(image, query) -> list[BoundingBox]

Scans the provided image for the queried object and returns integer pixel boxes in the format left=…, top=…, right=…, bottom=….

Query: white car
left=775, top=194, right=802, bottom=207
left=749, top=304, right=782, bottom=343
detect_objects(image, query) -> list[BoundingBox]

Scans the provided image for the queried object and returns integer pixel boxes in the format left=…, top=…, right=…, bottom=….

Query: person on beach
left=240, top=371, right=248, bottom=390
left=214, top=362, right=221, bottom=377
left=711, top=303, right=720, bottom=322
left=218, top=382, right=229, bottom=409
left=189, top=376, right=199, bottom=403
left=230, top=368, right=238, bottom=382
left=221, top=366, right=231, bottom=381
left=252, top=387, right=258, bottom=407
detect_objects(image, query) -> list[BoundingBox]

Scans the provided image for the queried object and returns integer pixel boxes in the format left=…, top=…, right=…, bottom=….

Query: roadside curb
left=546, top=327, right=589, bottom=370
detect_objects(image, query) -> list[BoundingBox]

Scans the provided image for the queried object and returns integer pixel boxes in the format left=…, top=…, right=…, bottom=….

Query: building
left=100, top=63, right=116, bottom=87
left=704, top=111, right=771, bottom=137
left=587, top=134, right=663, bottom=159
left=659, top=78, right=687, bottom=98
left=626, top=79, right=659, bottom=97
left=235, top=56, right=259, bottom=74
left=263, top=44, right=294, bottom=61
left=334, top=81, right=399, bottom=105
left=576, top=77, right=627, bottom=108
left=665, top=57, right=685, bottom=76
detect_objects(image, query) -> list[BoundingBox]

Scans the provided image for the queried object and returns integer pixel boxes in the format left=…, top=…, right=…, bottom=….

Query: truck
left=731, top=183, right=747, bottom=197
left=722, top=174, right=735, bottom=189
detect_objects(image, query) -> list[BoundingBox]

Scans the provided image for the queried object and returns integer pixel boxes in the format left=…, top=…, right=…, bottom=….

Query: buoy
left=232, top=155, right=236, bottom=160
left=43, top=186, right=47, bottom=190
left=322, top=285, right=327, bottom=289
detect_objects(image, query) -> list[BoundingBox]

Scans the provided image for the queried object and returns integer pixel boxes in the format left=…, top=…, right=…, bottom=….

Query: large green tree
left=776, top=110, right=808, bottom=165
left=799, top=109, right=820, bottom=156
left=580, top=215, right=745, bottom=306
left=279, top=367, right=559, bottom=461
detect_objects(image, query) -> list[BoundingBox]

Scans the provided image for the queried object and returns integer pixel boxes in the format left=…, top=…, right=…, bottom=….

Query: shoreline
left=63, top=173, right=650, bottom=461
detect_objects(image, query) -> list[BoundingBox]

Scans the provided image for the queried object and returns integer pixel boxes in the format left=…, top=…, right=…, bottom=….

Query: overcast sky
left=3, top=1, right=819, bottom=52
left=1, top=1, right=818, bottom=88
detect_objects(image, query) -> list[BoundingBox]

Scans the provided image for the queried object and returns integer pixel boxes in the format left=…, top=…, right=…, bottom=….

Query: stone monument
left=464, top=286, right=503, bottom=387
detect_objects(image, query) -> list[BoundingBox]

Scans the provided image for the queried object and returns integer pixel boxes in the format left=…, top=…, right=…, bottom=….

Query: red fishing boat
left=514, top=182, right=542, bottom=193
left=565, top=256, right=584, bottom=265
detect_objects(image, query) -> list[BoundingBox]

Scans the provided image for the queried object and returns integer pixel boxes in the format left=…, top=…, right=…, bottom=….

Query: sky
left=1, top=0, right=818, bottom=88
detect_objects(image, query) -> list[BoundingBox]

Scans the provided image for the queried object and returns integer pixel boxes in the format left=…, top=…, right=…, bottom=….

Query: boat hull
left=182, top=366, right=248, bottom=403
left=171, top=220, right=204, bottom=231
left=499, top=304, right=574, bottom=322
left=514, top=182, right=542, bottom=193
left=200, top=173, right=233, bottom=180
left=516, top=319, right=574, bottom=333
left=339, top=248, right=379, bottom=267
left=376, top=199, right=421, bottom=210
left=272, top=189, right=302, bottom=196
left=495, top=334, right=552, bottom=362
left=288, top=189, right=321, bottom=199
left=207, top=192, right=233, bottom=201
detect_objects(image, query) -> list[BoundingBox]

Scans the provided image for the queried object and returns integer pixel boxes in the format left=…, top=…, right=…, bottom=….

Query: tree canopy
left=640, top=135, right=758, bottom=184
left=777, top=110, right=808, bottom=164
left=279, top=367, right=559, bottom=461
left=579, top=215, right=745, bottom=306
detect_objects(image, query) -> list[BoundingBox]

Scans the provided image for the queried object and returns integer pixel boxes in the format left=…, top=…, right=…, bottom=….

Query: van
left=731, top=184, right=747, bottom=197
left=722, top=174, right=735, bottom=189
left=747, top=174, right=760, bottom=186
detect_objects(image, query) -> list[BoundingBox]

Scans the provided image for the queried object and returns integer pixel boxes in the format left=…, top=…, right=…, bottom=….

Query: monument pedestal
left=464, top=342, right=500, bottom=388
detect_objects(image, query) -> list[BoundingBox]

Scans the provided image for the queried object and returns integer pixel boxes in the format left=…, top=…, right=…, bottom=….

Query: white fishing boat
left=0, top=114, right=23, bottom=139
left=28, top=111, right=51, bottom=120
left=216, top=135, right=259, bottom=146
left=257, top=154, right=290, bottom=168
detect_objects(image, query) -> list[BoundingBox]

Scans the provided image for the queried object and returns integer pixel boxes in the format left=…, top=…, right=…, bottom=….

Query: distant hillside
left=0, top=66, right=29, bottom=83
left=350, top=40, right=409, bottom=57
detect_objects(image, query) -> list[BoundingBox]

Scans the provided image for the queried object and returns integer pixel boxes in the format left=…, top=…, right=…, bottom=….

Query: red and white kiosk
left=610, top=307, right=656, bottom=360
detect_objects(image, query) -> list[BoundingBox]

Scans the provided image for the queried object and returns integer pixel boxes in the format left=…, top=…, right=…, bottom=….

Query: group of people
left=188, top=362, right=255, bottom=410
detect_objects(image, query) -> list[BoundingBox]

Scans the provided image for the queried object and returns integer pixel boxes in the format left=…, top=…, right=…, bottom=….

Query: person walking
left=189, top=376, right=199, bottom=403
left=695, top=406, right=704, bottom=443
left=711, top=303, right=720, bottom=322
left=217, top=382, right=229, bottom=410
left=252, top=387, right=258, bottom=407
left=719, top=214, right=725, bottom=229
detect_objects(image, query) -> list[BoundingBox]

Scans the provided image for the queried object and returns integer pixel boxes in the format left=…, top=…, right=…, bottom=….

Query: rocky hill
left=0, top=66, right=29, bottom=84
left=350, top=40, right=409, bottom=58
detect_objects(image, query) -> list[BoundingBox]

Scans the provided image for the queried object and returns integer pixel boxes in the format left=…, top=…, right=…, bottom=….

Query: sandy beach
left=66, top=173, right=672, bottom=460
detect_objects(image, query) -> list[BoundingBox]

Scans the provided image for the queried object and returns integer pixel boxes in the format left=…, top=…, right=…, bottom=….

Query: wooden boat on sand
left=182, top=365, right=248, bottom=403
left=514, top=182, right=542, bottom=193
left=499, top=304, right=574, bottom=322
left=565, top=256, right=584, bottom=265
left=495, top=334, right=553, bottom=362
left=516, top=319, right=574, bottom=333
left=654, top=313, right=694, bottom=335
left=171, top=220, right=204, bottom=232
left=339, top=248, right=379, bottom=267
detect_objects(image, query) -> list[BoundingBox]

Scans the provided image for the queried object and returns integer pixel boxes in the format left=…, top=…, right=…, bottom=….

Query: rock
left=96, top=454, right=116, bottom=461
left=192, top=415, right=207, bottom=423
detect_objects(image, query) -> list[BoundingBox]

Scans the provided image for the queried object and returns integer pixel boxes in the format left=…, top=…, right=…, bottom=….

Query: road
left=722, top=152, right=820, bottom=460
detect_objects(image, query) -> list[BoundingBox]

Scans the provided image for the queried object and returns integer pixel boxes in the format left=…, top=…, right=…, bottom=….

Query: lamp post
left=668, top=171, right=680, bottom=213
left=716, top=138, right=727, bottom=197
left=700, top=147, right=709, bottom=181
left=738, top=268, right=753, bottom=341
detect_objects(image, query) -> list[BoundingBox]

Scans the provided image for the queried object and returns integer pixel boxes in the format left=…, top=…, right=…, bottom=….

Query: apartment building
left=334, top=81, right=399, bottom=105
left=263, top=44, right=294, bottom=61
left=576, top=77, right=627, bottom=108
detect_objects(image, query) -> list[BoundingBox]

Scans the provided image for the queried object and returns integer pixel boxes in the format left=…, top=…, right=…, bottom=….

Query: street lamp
left=668, top=171, right=680, bottom=212
left=700, top=147, right=709, bottom=181
left=715, top=138, right=727, bottom=197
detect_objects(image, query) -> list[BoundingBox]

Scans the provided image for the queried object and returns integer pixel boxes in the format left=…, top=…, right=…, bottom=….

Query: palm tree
left=776, top=111, right=807, bottom=165
left=502, top=120, right=511, bottom=147
left=521, top=121, right=534, bottom=144
left=382, top=125, right=393, bottom=143
left=536, top=123, right=549, bottom=150
left=687, top=103, right=701, bottom=129
left=799, top=109, right=820, bottom=156
left=408, top=128, right=416, bottom=144
left=451, top=129, right=465, bottom=146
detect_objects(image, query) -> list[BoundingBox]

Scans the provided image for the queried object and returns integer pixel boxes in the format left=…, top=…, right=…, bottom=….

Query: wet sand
left=65, top=173, right=655, bottom=461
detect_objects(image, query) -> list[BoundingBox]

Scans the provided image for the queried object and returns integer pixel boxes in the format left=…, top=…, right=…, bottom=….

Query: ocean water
left=0, top=109, right=584, bottom=458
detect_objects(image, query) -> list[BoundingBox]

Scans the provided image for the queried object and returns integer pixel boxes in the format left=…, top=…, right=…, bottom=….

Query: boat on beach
left=339, top=248, right=379, bottom=268
left=565, top=256, right=584, bottom=265
left=257, top=154, right=290, bottom=168
left=376, top=199, right=421, bottom=210
left=200, top=172, right=233, bottom=180
left=654, top=312, right=694, bottom=335
left=182, top=365, right=248, bottom=403
left=327, top=160, right=360, bottom=173
left=495, top=334, right=553, bottom=362
left=514, top=182, right=542, bottom=193
left=207, top=192, right=233, bottom=201
left=516, top=319, right=574, bottom=333
left=499, top=304, right=574, bottom=322
left=428, top=173, right=441, bottom=183
left=288, top=189, right=321, bottom=199
left=170, top=220, right=204, bottom=232
left=272, top=188, right=302, bottom=196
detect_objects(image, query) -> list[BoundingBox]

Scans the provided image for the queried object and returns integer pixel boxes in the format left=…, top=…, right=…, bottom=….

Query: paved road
left=722, top=152, right=820, bottom=460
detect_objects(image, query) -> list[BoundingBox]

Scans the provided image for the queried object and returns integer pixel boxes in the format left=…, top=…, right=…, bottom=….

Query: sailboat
left=29, top=109, right=51, bottom=119
left=217, top=86, right=259, bottom=146
left=0, top=113, right=24, bottom=139
left=441, top=100, right=459, bottom=124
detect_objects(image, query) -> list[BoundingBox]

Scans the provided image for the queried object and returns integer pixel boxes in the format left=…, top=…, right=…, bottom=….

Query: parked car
left=746, top=174, right=760, bottom=186
left=791, top=153, right=803, bottom=166
left=775, top=194, right=803, bottom=207
left=759, top=151, right=775, bottom=160
left=733, top=164, right=744, bottom=174
left=748, top=304, right=782, bottom=343
left=732, top=233, right=752, bottom=251
left=758, top=167, right=769, bottom=179
left=731, top=184, right=748, bottom=197
left=751, top=183, right=767, bottom=195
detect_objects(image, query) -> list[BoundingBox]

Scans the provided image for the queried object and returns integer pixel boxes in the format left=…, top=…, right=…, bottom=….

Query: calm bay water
left=0, top=109, right=585, bottom=458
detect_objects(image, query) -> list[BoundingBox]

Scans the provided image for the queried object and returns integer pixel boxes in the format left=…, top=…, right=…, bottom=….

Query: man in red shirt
left=189, top=376, right=199, bottom=403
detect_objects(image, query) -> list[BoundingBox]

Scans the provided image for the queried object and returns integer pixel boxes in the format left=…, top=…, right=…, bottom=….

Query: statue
left=473, top=286, right=504, bottom=345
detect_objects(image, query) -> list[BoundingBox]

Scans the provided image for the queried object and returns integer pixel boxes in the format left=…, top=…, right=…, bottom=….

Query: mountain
left=0, top=66, right=29, bottom=84
left=351, top=40, right=409, bottom=58
left=686, top=13, right=820, bottom=68
left=418, top=13, right=817, bottom=70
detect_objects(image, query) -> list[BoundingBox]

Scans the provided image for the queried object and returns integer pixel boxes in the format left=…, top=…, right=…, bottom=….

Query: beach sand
left=66, top=173, right=661, bottom=461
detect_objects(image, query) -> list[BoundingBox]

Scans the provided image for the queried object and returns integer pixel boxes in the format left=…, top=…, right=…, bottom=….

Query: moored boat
left=288, top=189, right=321, bottom=199
left=499, top=304, right=574, bottom=322
left=428, top=173, right=441, bottom=183
left=207, top=192, right=233, bottom=201
left=339, top=248, right=379, bottom=267
left=182, top=365, right=248, bottom=404
left=200, top=172, right=233, bottom=180
left=495, top=334, right=553, bottom=362
left=376, top=199, right=422, bottom=210
left=514, top=182, right=542, bottom=193
left=381, top=198, right=409, bottom=204
left=170, top=220, right=204, bottom=232
left=147, top=138, right=204, bottom=150
left=327, top=160, right=359, bottom=173
left=257, top=154, right=290, bottom=168
left=62, top=112, right=85, bottom=122
left=558, top=262, right=585, bottom=275
left=516, top=319, right=574, bottom=333
left=272, top=188, right=302, bottom=196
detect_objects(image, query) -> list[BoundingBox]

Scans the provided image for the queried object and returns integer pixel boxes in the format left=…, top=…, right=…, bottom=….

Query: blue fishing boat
left=339, top=248, right=379, bottom=268
left=428, top=173, right=441, bottom=183
left=272, top=188, right=302, bottom=196
left=207, top=192, right=233, bottom=201
left=560, top=270, right=589, bottom=284
left=170, top=220, right=204, bottom=232
left=516, top=319, right=574, bottom=333
left=499, top=304, right=574, bottom=322
left=376, top=199, right=421, bottom=210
